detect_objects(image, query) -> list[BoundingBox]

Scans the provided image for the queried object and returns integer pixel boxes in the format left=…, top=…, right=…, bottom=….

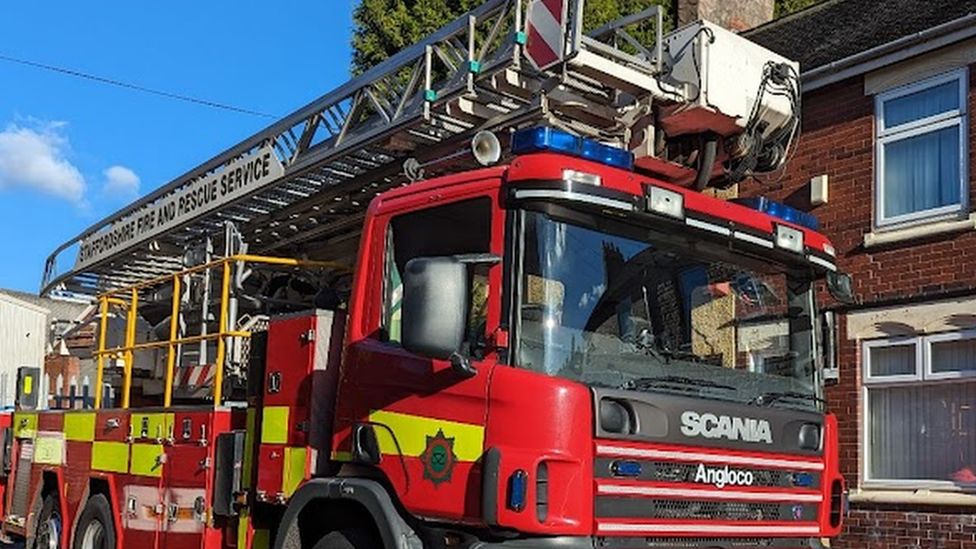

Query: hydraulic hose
left=694, top=136, right=719, bottom=190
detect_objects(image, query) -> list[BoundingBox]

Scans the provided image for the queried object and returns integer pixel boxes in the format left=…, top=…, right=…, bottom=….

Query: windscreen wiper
left=752, top=391, right=825, bottom=407
left=623, top=375, right=736, bottom=392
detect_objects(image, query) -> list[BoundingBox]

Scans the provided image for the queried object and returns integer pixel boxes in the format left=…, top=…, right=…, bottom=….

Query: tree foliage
left=351, top=0, right=821, bottom=75
left=351, top=0, right=672, bottom=75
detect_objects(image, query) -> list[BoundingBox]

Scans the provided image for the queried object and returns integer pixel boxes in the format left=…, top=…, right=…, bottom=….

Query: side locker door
left=255, top=314, right=316, bottom=503
left=162, top=410, right=212, bottom=549
left=123, top=412, right=167, bottom=548
left=6, top=412, right=37, bottom=530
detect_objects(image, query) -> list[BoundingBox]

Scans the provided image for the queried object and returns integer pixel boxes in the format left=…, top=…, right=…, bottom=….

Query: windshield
left=516, top=209, right=821, bottom=411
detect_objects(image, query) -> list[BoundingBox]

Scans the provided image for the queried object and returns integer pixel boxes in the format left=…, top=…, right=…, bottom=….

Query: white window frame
left=862, top=336, right=921, bottom=383
left=924, top=328, right=976, bottom=381
left=861, top=331, right=976, bottom=489
left=874, top=68, right=969, bottom=229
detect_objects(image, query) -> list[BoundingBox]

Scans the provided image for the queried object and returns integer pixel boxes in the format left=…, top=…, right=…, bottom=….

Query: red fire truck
left=9, top=2, right=849, bottom=548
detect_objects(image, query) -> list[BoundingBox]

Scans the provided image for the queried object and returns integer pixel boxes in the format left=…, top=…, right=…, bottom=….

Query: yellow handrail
left=121, top=288, right=138, bottom=409
left=163, top=274, right=181, bottom=407
left=93, top=254, right=344, bottom=410
left=94, top=297, right=109, bottom=409
left=93, top=331, right=253, bottom=355
left=98, top=254, right=348, bottom=297
left=213, top=262, right=232, bottom=406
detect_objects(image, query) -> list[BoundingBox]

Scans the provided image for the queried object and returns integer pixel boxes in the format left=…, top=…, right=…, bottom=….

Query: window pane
left=382, top=198, right=492, bottom=345
left=868, top=382, right=976, bottom=483
left=931, top=337, right=976, bottom=375
left=868, top=343, right=916, bottom=377
left=883, top=126, right=961, bottom=218
left=884, top=81, right=959, bottom=128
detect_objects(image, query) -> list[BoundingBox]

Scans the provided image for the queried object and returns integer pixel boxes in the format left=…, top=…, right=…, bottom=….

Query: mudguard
left=273, top=477, right=422, bottom=549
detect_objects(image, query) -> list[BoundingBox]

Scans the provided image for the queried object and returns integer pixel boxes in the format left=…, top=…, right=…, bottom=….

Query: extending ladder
left=42, top=0, right=690, bottom=297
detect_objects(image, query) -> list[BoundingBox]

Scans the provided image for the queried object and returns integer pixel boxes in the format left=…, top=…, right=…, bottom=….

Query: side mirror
left=826, top=272, right=855, bottom=304
left=401, top=256, right=474, bottom=375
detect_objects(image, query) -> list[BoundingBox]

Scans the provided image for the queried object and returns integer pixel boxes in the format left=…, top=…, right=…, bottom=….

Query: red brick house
left=745, top=1, right=976, bottom=547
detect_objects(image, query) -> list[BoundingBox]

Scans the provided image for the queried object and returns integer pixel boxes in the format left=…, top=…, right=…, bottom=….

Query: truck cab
left=315, top=127, right=847, bottom=548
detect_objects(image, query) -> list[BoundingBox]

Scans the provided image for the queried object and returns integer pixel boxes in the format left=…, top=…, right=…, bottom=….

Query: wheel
left=312, top=528, right=381, bottom=549
left=35, top=493, right=62, bottom=549
left=72, top=494, right=116, bottom=549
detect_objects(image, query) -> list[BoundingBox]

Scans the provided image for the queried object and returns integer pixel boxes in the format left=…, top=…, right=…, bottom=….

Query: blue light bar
left=734, top=196, right=820, bottom=231
left=511, top=126, right=634, bottom=171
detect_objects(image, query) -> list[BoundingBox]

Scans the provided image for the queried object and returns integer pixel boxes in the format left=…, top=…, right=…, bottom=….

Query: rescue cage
left=91, top=254, right=348, bottom=411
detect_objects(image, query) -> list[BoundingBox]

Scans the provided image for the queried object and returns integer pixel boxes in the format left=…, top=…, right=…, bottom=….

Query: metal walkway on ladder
left=42, top=0, right=678, bottom=297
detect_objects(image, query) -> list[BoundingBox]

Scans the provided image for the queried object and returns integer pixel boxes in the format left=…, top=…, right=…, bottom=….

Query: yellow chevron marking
left=92, top=441, right=129, bottom=473
left=130, top=443, right=165, bottom=477
left=130, top=413, right=174, bottom=441
left=283, top=447, right=307, bottom=496
left=13, top=413, right=37, bottom=439
left=368, top=409, right=484, bottom=462
left=252, top=529, right=270, bottom=549
left=243, top=408, right=257, bottom=487
left=237, top=508, right=251, bottom=549
left=261, top=406, right=289, bottom=444
left=64, top=412, right=96, bottom=442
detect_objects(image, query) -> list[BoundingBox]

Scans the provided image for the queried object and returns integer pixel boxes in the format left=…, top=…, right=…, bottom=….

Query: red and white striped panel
left=175, top=364, right=214, bottom=394
left=525, top=0, right=566, bottom=70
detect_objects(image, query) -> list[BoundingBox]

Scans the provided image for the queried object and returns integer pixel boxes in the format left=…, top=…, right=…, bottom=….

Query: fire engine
left=5, top=1, right=851, bottom=548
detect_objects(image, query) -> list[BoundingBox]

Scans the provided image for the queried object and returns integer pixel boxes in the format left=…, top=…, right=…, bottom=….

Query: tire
left=35, top=493, right=62, bottom=549
left=72, top=494, right=116, bottom=549
left=312, top=528, right=381, bottom=549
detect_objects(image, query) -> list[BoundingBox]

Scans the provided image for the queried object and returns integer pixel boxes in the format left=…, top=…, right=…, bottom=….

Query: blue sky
left=0, top=1, right=355, bottom=292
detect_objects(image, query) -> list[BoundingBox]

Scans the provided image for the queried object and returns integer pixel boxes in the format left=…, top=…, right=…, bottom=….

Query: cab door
left=337, top=188, right=505, bottom=522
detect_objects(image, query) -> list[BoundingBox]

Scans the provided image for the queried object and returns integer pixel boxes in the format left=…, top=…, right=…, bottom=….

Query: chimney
left=677, top=0, right=774, bottom=31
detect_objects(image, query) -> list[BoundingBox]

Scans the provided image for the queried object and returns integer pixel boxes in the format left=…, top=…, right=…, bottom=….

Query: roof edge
left=0, top=292, right=51, bottom=315
left=744, top=0, right=844, bottom=37
left=802, top=12, right=976, bottom=91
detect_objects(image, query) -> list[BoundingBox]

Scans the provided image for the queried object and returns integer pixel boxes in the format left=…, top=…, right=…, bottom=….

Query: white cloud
left=578, top=282, right=606, bottom=308
left=0, top=121, right=86, bottom=203
left=102, top=165, right=140, bottom=196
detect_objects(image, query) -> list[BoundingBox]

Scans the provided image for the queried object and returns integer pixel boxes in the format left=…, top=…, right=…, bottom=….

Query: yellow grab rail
left=92, top=254, right=345, bottom=410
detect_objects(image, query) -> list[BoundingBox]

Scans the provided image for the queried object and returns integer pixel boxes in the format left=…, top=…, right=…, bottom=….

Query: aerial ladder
left=42, top=0, right=798, bottom=299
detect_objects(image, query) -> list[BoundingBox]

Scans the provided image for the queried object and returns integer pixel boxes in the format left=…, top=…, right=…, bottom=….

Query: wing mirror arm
left=450, top=352, right=477, bottom=378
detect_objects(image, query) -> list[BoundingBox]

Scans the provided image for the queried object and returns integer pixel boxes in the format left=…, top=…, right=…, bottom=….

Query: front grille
left=649, top=461, right=800, bottom=488
left=595, top=498, right=814, bottom=522
left=649, top=499, right=782, bottom=521
left=593, top=445, right=825, bottom=541
left=595, top=537, right=809, bottom=548
left=595, top=458, right=821, bottom=489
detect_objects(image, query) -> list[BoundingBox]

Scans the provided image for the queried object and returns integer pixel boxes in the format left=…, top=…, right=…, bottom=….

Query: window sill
left=850, top=488, right=976, bottom=507
left=864, top=213, right=976, bottom=248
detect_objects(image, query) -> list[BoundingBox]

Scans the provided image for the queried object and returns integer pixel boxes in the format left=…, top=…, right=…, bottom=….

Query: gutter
left=802, top=12, right=976, bottom=91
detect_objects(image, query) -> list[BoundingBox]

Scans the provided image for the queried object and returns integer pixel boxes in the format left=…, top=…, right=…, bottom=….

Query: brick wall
left=841, top=507, right=976, bottom=549
left=740, top=63, right=976, bottom=548
left=741, top=67, right=976, bottom=303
